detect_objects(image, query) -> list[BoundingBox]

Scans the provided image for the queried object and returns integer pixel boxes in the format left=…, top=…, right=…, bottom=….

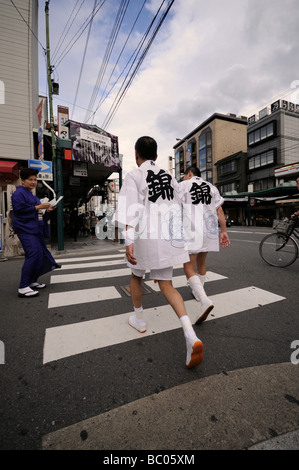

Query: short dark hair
left=184, top=166, right=201, bottom=177
left=20, top=168, right=38, bottom=180
left=135, top=136, right=157, bottom=161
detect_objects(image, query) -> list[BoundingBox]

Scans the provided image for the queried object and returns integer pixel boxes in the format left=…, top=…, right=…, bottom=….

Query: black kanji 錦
left=146, top=170, right=174, bottom=202
left=189, top=182, right=212, bottom=205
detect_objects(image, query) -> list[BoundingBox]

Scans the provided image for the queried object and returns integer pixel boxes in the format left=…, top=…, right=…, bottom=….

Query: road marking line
left=60, top=259, right=126, bottom=270
left=48, top=286, right=121, bottom=308
left=50, top=268, right=131, bottom=284
left=145, top=272, right=227, bottom=291
left=50, top=265, right=183, bottom=284
left=43, top=286, right=285, bottom=364
left=57, top=254, right=125, bottom=263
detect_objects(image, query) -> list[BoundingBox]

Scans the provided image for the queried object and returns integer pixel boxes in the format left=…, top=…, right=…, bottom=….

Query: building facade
left=247, top=99, right=299, bottom=192
left=173, top=113, right=247, bottom=183
left=0, top=0, right=39, bottom=162
left=222, top=99, right=299, bottom=225
left=0, top=0, right=39, bottom=256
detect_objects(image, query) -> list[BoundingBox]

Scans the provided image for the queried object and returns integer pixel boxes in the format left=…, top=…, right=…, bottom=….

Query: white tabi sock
left=180, top=315, right=203, bottom=368
left=129, top=306, right=147, bottom=333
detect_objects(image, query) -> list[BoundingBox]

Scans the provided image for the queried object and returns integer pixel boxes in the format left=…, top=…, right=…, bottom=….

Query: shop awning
left=276, top=198, right=299, bottom=205
left=0, top=161, right=19, bottom=180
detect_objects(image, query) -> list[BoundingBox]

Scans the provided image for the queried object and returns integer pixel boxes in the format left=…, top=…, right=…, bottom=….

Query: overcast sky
left=38, top=0, right=299, bottom=175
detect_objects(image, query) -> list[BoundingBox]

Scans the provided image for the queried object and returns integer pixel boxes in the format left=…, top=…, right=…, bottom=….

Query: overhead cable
left=72, top=0, right=98, bottom=118
left=84, top=0, right=130, bottom=123
left=54, top=0, right=107, bottom=70
left=101, top=0, right=175, bottom=129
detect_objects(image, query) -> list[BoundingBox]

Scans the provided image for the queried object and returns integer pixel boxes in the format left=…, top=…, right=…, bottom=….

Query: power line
left=71, top=0, right=98, bottom=118
left=87, top=0, right=170, bottom=125
left=51, top=0, right=85, bottom=62
left=54, top=0, right=107, bottom=70
left=84, top=0, right=131, bottom=123
left=89, top=0, right=147, bottom=121
left=10, top=0, right=46, bottom=53
left=101, top=0, right=175, bottom=129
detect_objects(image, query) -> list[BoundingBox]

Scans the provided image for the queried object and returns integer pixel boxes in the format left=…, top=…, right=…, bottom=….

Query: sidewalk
left=50, top=235, right=124, bottom=258
left=42, top=362, right=299, bottom=450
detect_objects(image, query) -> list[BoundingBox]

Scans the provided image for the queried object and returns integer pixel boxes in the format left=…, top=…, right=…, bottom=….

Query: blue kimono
left=11, top=186, right=60, bottom=289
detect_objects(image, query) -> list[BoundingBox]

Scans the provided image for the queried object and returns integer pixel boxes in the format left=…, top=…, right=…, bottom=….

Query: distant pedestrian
left=69, top=208, right=80, bottom=241
left=11, top=168, right=61, bottom=298
left=90, top=211, right=98, bottom=238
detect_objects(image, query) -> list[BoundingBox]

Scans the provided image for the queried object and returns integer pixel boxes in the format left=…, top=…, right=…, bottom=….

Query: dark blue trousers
left=17, top=233, right=59, bottom=288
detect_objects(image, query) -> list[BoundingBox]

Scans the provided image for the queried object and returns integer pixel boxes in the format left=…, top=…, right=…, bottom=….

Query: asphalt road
left=0, top=226, right=298, bottom=453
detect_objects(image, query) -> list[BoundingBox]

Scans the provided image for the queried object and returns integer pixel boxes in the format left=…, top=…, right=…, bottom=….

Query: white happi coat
left=178, top=176, right=224, bottom=253
left=114, top=160, right=189, bottom=270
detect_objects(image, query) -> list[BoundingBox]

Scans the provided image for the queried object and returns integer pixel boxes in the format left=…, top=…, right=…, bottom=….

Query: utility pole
left=45, top=1, right=64, bottom=251
left=45, top=1, right=56, bottom=185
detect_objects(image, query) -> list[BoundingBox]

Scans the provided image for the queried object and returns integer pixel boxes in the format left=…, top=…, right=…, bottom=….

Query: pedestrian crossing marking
left=57, top=254, right=125, bottom=263
left=60, top=259, right=126, bottom=270
left=145, top=272, right=227, bottom=291
left=43, top=286, right=285, bottom=364
left=50, top=265, right=183, bottom=284
left=50, top=267, right=131, bottom=284
left=48, top=286, right=121, bottom=308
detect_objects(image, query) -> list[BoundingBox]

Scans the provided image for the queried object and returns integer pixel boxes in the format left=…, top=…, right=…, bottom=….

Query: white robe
left=114, top=160, right=189, bottom=270
left=178, top=176, right=224, bottom=252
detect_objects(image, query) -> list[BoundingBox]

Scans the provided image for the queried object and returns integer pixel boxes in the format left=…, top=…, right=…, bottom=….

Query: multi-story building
left=0, top=0, right=39, bottom=164
left=222, top=99, right=299, bottom=225
left=0, top=0, right=39, bottom=256
left=247, top=99, right=299, bottom=192
left=173, top=113, right=248, bottom=183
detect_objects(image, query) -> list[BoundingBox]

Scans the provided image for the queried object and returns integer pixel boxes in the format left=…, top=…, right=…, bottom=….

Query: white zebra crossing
left=43, top=254, right=286, bottom=364
left=43, top=286, right=285, bottom=364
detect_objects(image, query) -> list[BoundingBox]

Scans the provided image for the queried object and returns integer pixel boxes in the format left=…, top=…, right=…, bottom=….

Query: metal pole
left=45, top=1, right=64, bottom=251
left=45, top=1, right=56, bottom=189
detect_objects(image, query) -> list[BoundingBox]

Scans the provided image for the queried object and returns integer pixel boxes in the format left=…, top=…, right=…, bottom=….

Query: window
left=248, top=121, right=275, bottom=146
left=248, top=149, right=275, bottom=170
left=198, top=129, right=212, bottom=175
left=252, top=178, right=274, bottom=191
left=219, top=160, right=236, bottom=176
left=219, top=182, right=236, bottom=194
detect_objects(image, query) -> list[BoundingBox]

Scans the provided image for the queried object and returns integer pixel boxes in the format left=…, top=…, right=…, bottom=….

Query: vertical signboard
left=57, top=106, right=69, bottom=139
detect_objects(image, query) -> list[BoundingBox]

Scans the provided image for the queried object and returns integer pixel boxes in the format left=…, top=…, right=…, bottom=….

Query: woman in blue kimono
left=11, top=168, right=61, bottom=297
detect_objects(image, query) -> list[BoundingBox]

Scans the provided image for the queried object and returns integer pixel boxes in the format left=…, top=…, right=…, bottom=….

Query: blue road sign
left=28, top=159, right=52, bottom=173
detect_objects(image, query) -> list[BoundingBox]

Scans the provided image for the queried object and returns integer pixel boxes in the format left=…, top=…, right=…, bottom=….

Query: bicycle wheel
left=259, top=233, right=298, bottom=267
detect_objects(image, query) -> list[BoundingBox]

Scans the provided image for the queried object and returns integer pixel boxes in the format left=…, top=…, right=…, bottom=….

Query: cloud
left=39, top=0, right=299, bottom=175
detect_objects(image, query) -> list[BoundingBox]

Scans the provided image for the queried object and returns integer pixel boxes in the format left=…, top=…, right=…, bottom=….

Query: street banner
left=69, top=121, right=120, bottom=170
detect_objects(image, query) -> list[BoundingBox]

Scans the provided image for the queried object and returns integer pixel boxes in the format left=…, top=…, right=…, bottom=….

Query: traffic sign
left=28, top=159, right=52, bottom=173
left=38, top=127, right=43, bottom=142
left=38, top=142, right=43, bottom=157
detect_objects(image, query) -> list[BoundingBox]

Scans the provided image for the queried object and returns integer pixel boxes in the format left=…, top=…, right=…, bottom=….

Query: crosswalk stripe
left=57, top=254, right=125, bottom=263
left=145, top=272, right=227, bottom=291
left=50, top=265, right=183, bottom=284
left=48, top=286, right=121, bottom=308
left=43, top=286, right=285, bottom=364
left=50, top=267, right=131, bottom=284
left=60, top=259, right=126, bottom=270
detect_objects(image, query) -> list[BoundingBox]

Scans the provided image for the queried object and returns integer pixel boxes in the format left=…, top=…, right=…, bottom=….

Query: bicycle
left=259, top=217, right=299, bottom=267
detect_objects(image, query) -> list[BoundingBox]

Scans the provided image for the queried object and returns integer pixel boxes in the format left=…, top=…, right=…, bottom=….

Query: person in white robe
left=114, top=137, right=203, bottom=368
left=178, top=166, right=230, bottom=324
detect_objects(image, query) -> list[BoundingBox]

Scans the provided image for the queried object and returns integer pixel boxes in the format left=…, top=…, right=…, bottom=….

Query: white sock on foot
left=129, top=307, right=147, bottom=333
left=180, top=315, right=203, bottom=367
